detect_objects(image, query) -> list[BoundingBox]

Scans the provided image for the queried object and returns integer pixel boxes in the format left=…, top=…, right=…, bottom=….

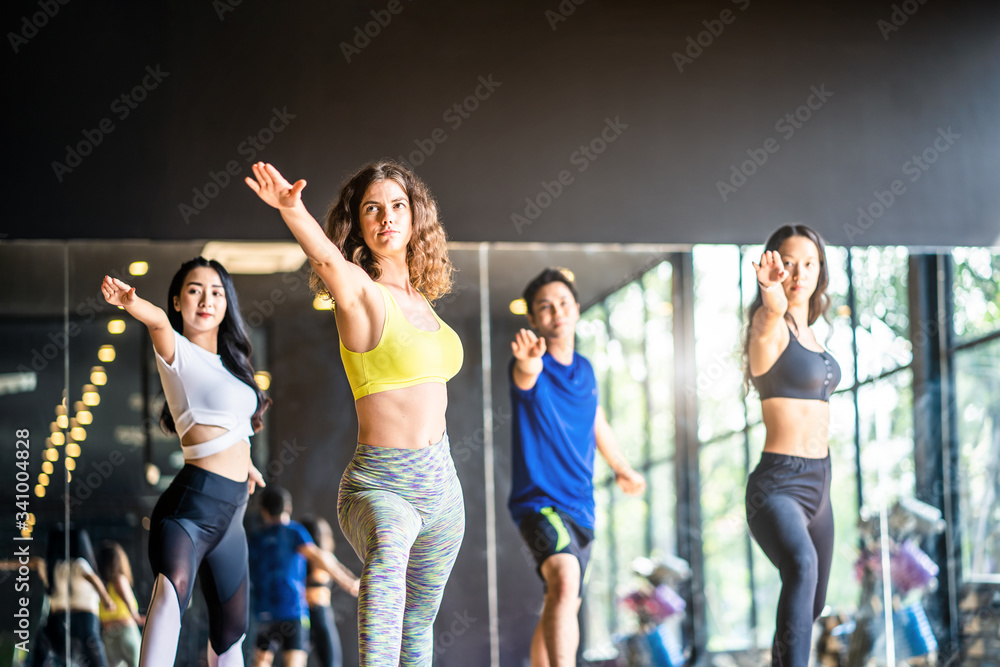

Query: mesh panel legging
left=140, top=464, right=250, bottom=667
left=338, top=434, right=465, bottom=667
left=746, top=452, right=834, bottom=667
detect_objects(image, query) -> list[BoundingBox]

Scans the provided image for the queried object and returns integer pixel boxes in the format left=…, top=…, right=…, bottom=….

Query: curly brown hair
left=309, top=160, right=454, bottom=303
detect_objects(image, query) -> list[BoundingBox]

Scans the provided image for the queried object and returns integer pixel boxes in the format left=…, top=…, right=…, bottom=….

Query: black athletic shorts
left=518, top=506, right=594, bottom=595
left=255, top=617, right=308, bottom=653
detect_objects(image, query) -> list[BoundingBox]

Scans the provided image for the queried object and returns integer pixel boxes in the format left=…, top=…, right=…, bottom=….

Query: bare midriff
left=355, top=382, right=449, bottom=449
left=306, top=569, right=332, bottom=607
left=182, top=424, right=251, bottom=481
left=760, top=398, right=830, bottom=458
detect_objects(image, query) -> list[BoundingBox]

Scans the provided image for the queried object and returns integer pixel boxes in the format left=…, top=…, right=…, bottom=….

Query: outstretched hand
left=101, top=275, right=136, bottom=307
left=752, top=250, right=788, bottom=288
left=511, top=328, right=546, bottom=361
left=245, top=162, right=307, bottom=210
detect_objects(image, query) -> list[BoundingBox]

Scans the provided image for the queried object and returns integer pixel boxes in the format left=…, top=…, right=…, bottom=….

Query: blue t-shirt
left=508, top=351, right=599, bottom=530
left=248, top=521, right=313, bottom=622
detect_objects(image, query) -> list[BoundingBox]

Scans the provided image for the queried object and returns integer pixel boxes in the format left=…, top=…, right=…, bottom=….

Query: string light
left=91, top=366, right=108, bottom=386
left=129, top=261, right=149, bottom=276
left=254, top=372, right=271, bottom=391
left=82, top=385, right=100, bottom=406
left=98, top=345, right=116, bottom=362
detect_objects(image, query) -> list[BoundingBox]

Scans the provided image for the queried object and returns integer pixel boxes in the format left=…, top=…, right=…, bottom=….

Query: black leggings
left=32, top=611, right=107, bottom=667
left=146, top=464, right=249, bottom=656
left=309, top=604, right=343, bottom=667
left=746, top=452, right=833, bottom=667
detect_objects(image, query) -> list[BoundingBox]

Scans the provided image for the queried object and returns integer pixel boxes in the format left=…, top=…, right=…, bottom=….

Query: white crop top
left=154, top=329, right=257, bottom=459
left=49, top=558, right=100, bottom=613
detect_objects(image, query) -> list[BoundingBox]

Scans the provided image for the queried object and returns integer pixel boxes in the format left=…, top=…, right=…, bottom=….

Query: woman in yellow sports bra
left=98, top=541, right=144, bottom=667
left=246, top=160, right=465, bottom=667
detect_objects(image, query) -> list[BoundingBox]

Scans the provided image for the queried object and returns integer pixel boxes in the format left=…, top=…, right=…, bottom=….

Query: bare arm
left=101, top=276, right=175, bottom=363
left=115, top=575, right=143, bottom=624
left=510, top=328, right=546, bottom=390
left=748, top=250, right=790, bottom=374
left=299, top=543, right=360, bottom=597
left=245, top=162, right=373, bottom=312
left=594, top=406, right=646, bottom=495
left=82, top=568, right=116, bottom=611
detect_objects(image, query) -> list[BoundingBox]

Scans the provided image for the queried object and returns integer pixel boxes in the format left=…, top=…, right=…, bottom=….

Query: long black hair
left=160, top=257, right=271, bottom=433
left=742, top=224, right=831, bottom=391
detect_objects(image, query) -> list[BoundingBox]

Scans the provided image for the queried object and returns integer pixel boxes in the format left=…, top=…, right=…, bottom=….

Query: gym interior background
left=2, top=1, right=999, bottom=665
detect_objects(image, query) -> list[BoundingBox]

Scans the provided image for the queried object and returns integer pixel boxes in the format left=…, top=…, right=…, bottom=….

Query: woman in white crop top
left=102, top=257, right=270, bottom=667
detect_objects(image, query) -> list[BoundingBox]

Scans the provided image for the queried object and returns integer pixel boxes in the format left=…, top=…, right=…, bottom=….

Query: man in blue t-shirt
left=509, top=268, right=647, bottom=667
left=249, top=487, right=359, bottom=667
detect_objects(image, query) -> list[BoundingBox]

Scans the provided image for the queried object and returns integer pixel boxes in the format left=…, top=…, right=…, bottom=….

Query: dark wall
left=4, top=0, right=998, bottom=246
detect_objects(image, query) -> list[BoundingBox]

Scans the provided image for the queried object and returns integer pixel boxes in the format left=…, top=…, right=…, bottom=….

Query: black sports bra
left=751, top=326, right=841, bottom=402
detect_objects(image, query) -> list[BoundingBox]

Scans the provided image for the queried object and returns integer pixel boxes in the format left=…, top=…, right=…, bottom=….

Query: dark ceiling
left=3, top=0, right=999, bottom=246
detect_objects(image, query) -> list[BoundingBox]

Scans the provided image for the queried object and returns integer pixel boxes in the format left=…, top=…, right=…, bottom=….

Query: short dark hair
left=523, top=268, right=579, bottom=315
left=260, top=486, right=292, bottom=517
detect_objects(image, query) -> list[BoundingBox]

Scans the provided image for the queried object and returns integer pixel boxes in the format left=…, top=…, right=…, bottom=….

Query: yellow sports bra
left=99, top=580, right=137, bottom=624
left=340, top=283, right=463, bottom=400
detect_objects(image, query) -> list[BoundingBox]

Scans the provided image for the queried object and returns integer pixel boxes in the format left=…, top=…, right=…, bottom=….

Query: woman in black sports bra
left=743, top=224, right=841, bottom=667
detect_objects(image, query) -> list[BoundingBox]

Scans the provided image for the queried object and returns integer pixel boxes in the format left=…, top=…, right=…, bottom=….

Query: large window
left=579, top=244, right=1000, bottom=660
left=952, top=248, right=1000, bottom=581
left=577, top=260, right=676, bottom=648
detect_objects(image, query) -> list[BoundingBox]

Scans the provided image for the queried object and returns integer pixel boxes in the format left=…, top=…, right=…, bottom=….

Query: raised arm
left=594, top=406, right=646, bottom=496
left=298, top=543, right=360, bottom=597
left=101, top=276, right=175, bottom=363
left=748, top=250, right=790, bottom=372
left=511, top=328, right=546, bottom=390
left=245, top=162, right=372, bottom=311
left=114, top=574, right=144, bottom=625
left=81, top=566, right=116, bottom=611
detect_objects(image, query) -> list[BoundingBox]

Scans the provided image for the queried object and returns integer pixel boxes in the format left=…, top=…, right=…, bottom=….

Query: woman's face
left=173, top=266, right=227, bottom=335
left=358, top=178, right=413, bottom=258
left=777, top=235, right=822, bottom=304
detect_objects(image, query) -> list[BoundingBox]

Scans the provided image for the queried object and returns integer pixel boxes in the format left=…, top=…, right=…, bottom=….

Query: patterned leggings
left=338, top=435, right=465, bottom=667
